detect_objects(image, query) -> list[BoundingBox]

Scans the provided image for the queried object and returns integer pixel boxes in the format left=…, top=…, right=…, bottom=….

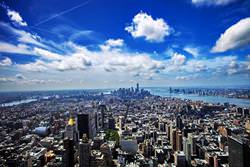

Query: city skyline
left=0, top=0, right=250, bottom=91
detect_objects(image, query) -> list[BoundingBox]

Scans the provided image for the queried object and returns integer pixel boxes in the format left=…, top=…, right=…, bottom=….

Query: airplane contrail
left=33, top=0, right=91, bottom=27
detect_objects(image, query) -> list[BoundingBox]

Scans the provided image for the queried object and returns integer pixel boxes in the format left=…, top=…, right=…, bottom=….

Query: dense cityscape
left=0, top=84, right=249, bottom=167
left=1, top=0, right=250, bottom=167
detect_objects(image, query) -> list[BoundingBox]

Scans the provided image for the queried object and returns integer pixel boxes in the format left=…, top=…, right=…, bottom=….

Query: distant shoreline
left=0, top=87, right=250, bottom=108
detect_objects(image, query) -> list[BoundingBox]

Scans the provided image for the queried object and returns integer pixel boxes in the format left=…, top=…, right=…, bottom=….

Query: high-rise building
left=188, top=133, right=197, bottom=156
left=96, top=111, right=104, bottom=132
left=176, top=115, right=183, bottom=130
left=108, top=117, right=116, bottom=130
left=77, top=112, right=96, bottom=139
left=228, top=136, right=250, bottom=167
left=171, top=129, right=177, bottom=151
left=136, top=83, right=139, bottom=92
left=183, top=137, right=191, bottom=165
left=119, top=116, right=125, bottom=130
left=65, top=116, right=78, bottom=142
left=243, top=108, right=250, bottom=117
left=97, top=105, right=106, bottom=131
left=79, top=134, right=91, bottom=167
left=63, top=138, right=74, bottom=167
left=176, top=130, right=183, bottom=151
left=174, top=151, right=186, bottom=167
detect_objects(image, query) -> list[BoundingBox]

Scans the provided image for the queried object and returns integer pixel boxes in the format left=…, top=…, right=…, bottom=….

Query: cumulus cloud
left=170, top=52, right=186, bottom=65
left=50, top=54, right=92, bottom=71
left=7, top=9, right=27, bottom=26
left=125, top=12, right=171, bottom=42
left=105, top=39, right=124, bottom=47
left=191, top=0, right=238, bottom=6
left=1, top=20, right=248, bottom=86
left=182, top=55, right=249, bottom=76
left=226, top=59, right=250, bottom=75
left=0, top=22, right=166, bottom=77
left=18, top=41, right=165, bottom=76
left=184, top=60, right=207, bottom=72
left=100, top=38, right=124, bottom=51
left=18, top=60, right=48, bottom=72
left=183, top=46, right=200, bottom=57
left=211, top=17, right=250, bottom=53
left=0, top=57, right=12, bottom=66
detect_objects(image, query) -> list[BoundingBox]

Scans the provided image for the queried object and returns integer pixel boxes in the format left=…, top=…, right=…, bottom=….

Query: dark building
left=63, top=138, right=74, bottom=167
left=77, top=112, right=96, bottom=139
left=108, top=117, right=116, bottom=130
left=79, top=134, right=91, bottom=167
left=176, top=115, right=183, bottom=130
left=136, top=83, right=139, bottom=92
left=228, top=136, right=250, bottom=167
left=243, top=108, right=249, bottom=117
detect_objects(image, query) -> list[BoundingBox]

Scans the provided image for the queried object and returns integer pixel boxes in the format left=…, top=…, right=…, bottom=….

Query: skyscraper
left=77, top=112, right=96, bottom=139
left=65, top=115, right=78, bottom=142
left=136, top=83, right=139, bottom=92
left=79, top=134, right=91, bottom=167
left=63, top=138, right=74, bottom=167
left=174, top=151, right=186, bottom=167
left=176, top=130, right=183, bottom=151
left=176, top=115, right=183, bottom=130
left=108, top=117, right=116, bottom=130
left=228, top=136, right=250, bottom=167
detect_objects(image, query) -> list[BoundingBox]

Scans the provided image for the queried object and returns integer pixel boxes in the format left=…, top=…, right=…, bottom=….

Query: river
left=146, top=87, right=250, bottom=107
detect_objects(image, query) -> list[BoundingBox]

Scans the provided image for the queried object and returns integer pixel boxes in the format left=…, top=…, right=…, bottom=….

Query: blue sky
left=0, top=0, right=250, bottom=91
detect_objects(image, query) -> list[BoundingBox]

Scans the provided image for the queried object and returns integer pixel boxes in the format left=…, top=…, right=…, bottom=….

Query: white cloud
left=0, top=41, right=64, bottom=61
left=0, top=57, right=12, bottom=66
left=211, top=17, right=250, bottom=53
left=7, top=9, right=27, bottom=26
left=0, top=42, right=32, bottom=55
left=33, top=47, right=63, bottom=60
left=0, top=40, right=59, bottom=59
left=49, top=54, right=92, bottom=71
left=125, top=12, right=171, bottom=42
left=170, top=52, right=186, bottom=65
left=0, top=75, right=59, bottom=85
left=182, top=55, right=249, bottom=75
left=100, top=38, right=124, bottom=51
left=1, top=18, right=247, bottom=87
left=0, top=77, right=15, bottom=82
left=17, top=31, right=45, bottom=48
left=191, top=0, right=238, bottom=6
left=105, top=39, right=124, bottom=47
left=176, top=76, right=191, bottom=80
left=184, top=60, right=207, bottom=72
left=18, top=60, right=48, bottom=72
left=183, top=46, right=200, bottom=57
left=0, top=22, right=46, bottom=48
left=18, top=41, right=165, bottom=76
